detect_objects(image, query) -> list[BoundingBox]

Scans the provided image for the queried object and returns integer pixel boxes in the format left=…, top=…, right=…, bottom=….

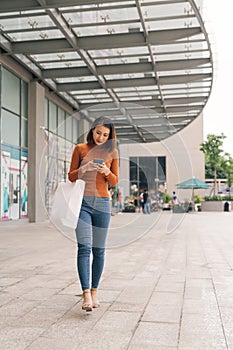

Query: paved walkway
left=1, top=210, right=233, bottom=350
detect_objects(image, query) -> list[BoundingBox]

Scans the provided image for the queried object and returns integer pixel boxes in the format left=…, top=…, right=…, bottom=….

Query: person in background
left=116, top=189, right=123, bottom=214
left=172, top=191, right=179, bottom=205
left=140, top=191, right=144, bottom=212
left=108, top=188, right=115, bottom=216
left=68, top=117, right=118, bottom=312
left=143, top=189, right=150, bottom=214
left=133, top=196, right=140, bottom=213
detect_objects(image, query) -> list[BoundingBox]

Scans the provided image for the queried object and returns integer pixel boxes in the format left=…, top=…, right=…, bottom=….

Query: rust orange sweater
left=68, top=143, right=119, bottom=198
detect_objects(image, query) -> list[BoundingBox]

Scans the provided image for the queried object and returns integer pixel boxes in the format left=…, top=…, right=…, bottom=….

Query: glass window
left=158, top=157, right=166, bottom=180
left=57, top=107, right=65, bottom=137
left=57, top=136, right=66, bottom=161
left=66, top=140, right=73, bottom=162
left=44, top=98, right=48, bottom=129
left=2, top=109, right=20, bottom=147
left=21, top=80, right=28, bottom=118
left=72, top=118, right=79, bottom=144
left=21, top=154, right=28, bottom=218
left=1, top=149, right=10, bottom=220
left=2, top=68, right=20, bottom=114
left=130, top=156, right=166, bottom=195
left=43, top=100, right=82, bottom=213
left=130, top=157, right=137, bottom=183
left=138, top=165, right=148, bottom=191
left=21, top=117, right=28, bottom=148
left=139, top=157, right=156, bottom=191
left=48, top=100, right=57, bottom=132
left=1, top=146, right=21, bottom=220
left=1, top=68, right=28, bottom=221
left=65, top=115, right=72, bottom=142
left=58, top=159, right=66, bottom=182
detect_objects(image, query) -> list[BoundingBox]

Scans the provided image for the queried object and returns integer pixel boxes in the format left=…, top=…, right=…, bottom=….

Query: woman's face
left=93, top=125, right=110, bottom=146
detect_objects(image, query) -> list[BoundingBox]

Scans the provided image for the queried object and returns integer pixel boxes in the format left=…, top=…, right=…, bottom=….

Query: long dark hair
left=86, top=117, right=117, bottom=152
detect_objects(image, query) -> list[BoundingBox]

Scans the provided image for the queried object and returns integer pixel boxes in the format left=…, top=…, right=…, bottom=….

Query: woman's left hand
left=97, top=163, right=111, bottom=176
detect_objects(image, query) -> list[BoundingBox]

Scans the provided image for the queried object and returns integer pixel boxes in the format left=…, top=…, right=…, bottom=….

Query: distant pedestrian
left=134, top=196, right=140, bottom=212
left=140, top=191, right=144, bottom=212
left=172, top=191, right=179, bottom=205
left=116, top=189, right=123, bottom=214
left=143, top=189, right=150, bottom=214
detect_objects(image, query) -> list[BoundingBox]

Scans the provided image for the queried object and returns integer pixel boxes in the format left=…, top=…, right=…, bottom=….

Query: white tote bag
left=50, top=180, right=85, bottom=239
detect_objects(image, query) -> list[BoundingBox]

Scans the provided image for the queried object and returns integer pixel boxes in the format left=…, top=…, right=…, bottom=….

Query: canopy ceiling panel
left=0, top=0, right=213, bottom=142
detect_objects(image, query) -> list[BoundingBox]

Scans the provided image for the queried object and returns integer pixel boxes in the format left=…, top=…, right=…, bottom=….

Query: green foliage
left=200, top=134, right=233, bottom=197
left=204, top=195, right=233, bottom=201
left=221, top=154, right=233, bottom=188
left=204, top=164, right=225, bottom=179
left=193, top=194, right=201, bottom=203
left=200, top=133, right=226, bottom=195
left=162, top=193, right=171, bottom=203
left=123, top=204, right=136, bottom=212
left=200, top=133, right=225, bottom=167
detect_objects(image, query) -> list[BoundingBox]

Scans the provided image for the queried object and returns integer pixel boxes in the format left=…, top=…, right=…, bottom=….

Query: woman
left=68, top=117, right=118, bottom=312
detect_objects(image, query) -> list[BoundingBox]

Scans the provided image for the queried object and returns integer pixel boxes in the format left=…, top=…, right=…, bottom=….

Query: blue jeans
left=144, top=202, right=151, bottom=214
left=75, top=196, right=111, bottom=291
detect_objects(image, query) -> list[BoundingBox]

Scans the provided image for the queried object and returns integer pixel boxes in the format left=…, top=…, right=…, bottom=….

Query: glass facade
left=0, top=66, right=80, bottom=221
left=0, top=67, right=28, bottom=221
left=44, top=98, right=79, bottom=212
left=129, top=156, right=166, bottom=199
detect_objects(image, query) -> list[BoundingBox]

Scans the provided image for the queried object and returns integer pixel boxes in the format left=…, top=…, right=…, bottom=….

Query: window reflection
left=1, top=67, right=28, bottom=221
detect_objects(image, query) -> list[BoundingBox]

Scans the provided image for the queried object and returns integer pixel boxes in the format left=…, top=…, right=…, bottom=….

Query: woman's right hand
left=81, top=161, right=99, bottom=174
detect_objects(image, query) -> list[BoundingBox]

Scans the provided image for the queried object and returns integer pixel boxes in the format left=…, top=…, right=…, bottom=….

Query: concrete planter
left=123, top=206, right=136, bottom=213
left=162, top=203, right=171, bottom=211
left=172, top=205, right=186, bottom=213
left=201, top=201, right=233, bottom=212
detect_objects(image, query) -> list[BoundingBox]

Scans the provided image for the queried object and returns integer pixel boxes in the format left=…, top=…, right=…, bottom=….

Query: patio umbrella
left=176, top=176, right=209, bottom=201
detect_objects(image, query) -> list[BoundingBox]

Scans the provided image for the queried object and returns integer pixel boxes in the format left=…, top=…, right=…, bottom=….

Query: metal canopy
left=0, top=0, right=213, bottom=143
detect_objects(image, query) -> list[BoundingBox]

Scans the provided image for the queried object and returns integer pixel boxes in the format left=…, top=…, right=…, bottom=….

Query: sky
left=202, top=0, right=233, bottom=156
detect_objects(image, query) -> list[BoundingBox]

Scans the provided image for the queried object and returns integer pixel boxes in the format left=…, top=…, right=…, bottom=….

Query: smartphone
left=93, top=158, right=104, bottom=164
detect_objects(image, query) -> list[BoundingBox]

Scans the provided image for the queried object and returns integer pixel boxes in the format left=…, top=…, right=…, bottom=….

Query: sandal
left=82, top=290, right=92, bottom=312
left=91, top=288, right=100, bottom=308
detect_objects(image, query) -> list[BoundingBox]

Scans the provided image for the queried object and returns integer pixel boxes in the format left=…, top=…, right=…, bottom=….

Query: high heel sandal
left=91, top=288, right=100, bottom=308
left=82, top=290, right=92, bottom=312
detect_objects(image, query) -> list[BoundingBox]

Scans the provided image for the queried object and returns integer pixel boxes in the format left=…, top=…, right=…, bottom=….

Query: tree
left=204, top=162, right=225, bottom=180
left=221, top=153, right=233, bottom=195
left=200, top=133, right=226, bottom=195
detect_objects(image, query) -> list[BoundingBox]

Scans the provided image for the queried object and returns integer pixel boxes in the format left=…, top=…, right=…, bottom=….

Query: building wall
left=0, top=55, right=206, bottom=222
left=0, top=56, right=83, bottom=222
left=119, top=115, right=205, bottom=202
